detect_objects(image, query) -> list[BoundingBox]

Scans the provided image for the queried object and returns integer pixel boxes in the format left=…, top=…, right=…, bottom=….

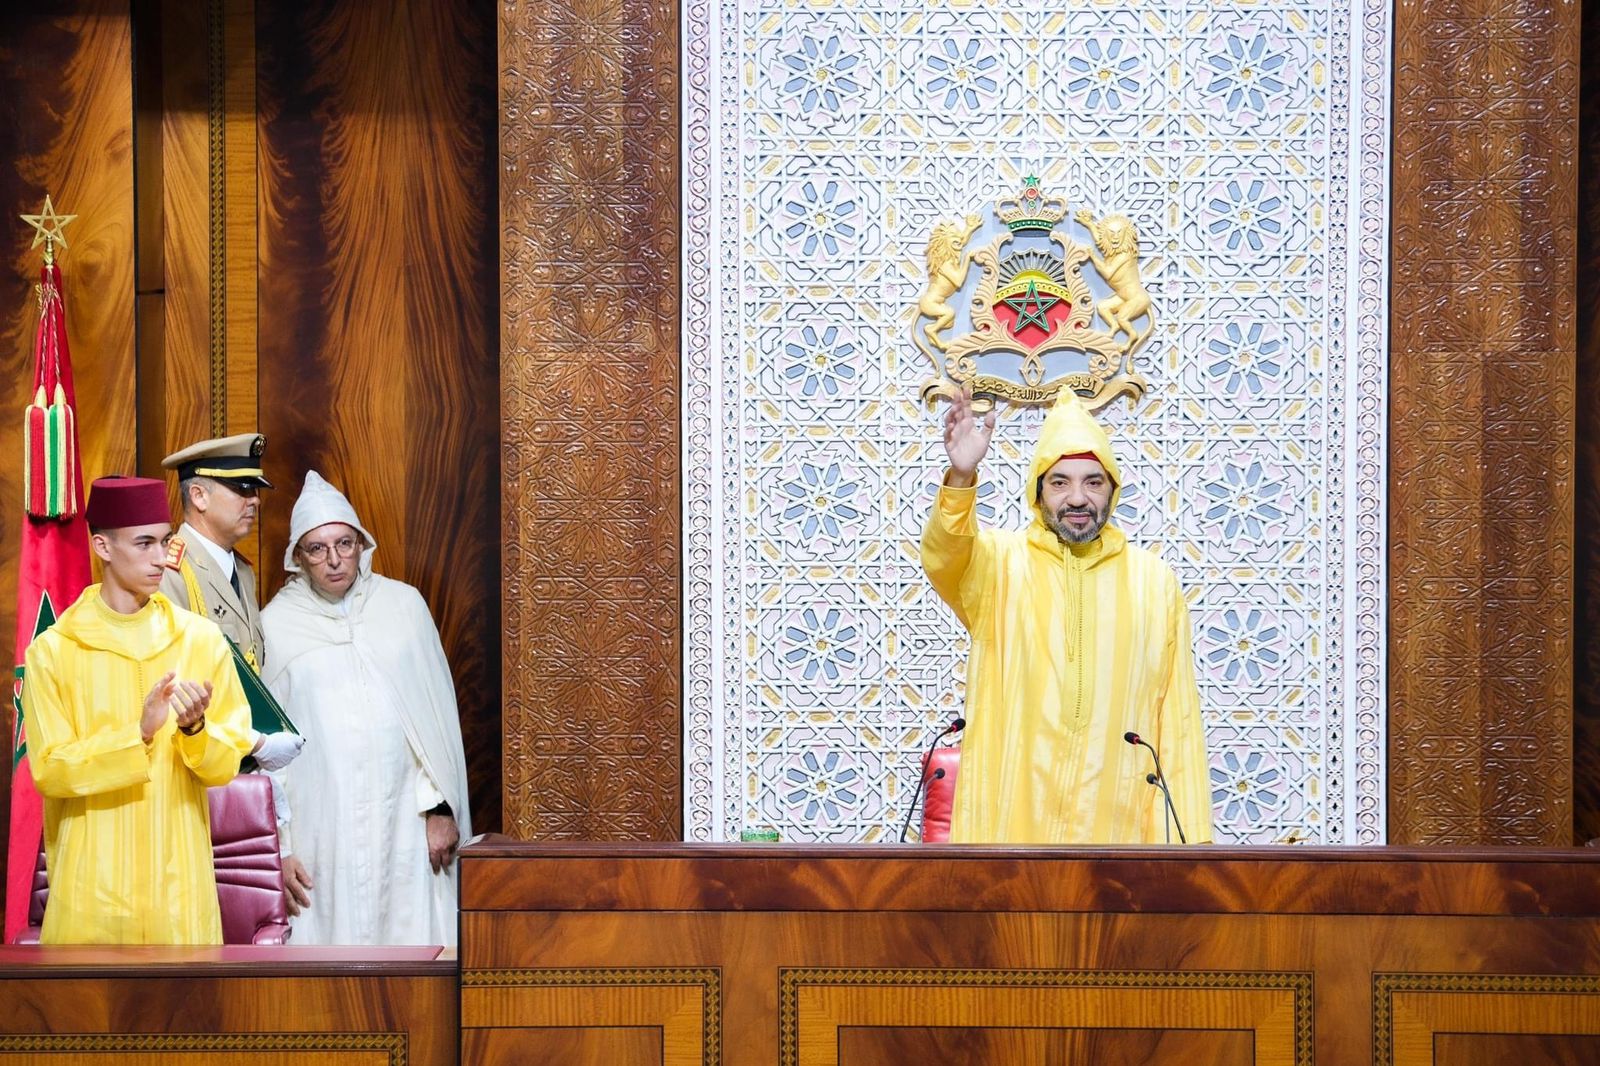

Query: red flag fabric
left=6, top=262, right=91, bottom=942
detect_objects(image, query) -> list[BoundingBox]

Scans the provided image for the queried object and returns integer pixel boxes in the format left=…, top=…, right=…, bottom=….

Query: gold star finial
left=20, top=195, right=77, bottom=265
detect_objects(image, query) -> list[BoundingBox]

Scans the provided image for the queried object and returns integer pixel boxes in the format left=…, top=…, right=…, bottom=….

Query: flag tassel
left=22, top=384, right=78, bottom=520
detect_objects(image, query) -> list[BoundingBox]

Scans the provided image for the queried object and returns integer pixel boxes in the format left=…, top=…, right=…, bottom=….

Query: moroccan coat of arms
left=914, top=176, right=1153, bottom=412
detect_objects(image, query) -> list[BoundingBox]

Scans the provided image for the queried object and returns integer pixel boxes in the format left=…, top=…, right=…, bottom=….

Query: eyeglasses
left=299, top=536, right=359, bottom=563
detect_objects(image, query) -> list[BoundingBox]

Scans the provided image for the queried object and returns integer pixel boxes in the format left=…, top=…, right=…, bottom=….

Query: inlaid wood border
left=0, top=1032, right=405, bottom=1063
left=1374, top=973, right=1600, bottom=1065
left=461, top=967, right=720, bottom=1066
left=778, top=967, right=1313, bottom=1066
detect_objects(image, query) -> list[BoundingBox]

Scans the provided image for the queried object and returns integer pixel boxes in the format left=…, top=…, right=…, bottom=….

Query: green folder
left=226, top=637, right=298, bottom=736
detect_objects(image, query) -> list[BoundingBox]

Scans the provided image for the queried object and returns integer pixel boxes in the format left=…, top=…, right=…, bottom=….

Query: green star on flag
left=1003, top=279, right=1056, bottom=334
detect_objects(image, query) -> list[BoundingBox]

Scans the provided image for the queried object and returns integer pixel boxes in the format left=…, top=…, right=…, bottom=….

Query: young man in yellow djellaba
left=922, top=388, right=1214, bottom=844
left=22, top=476, right=253, bottom=943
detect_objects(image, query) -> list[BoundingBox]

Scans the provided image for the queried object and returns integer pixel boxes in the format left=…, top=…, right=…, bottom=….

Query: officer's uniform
left=156, top=433, right=271, bottom=669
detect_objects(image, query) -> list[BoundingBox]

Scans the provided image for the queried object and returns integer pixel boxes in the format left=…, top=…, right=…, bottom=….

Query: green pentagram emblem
left=1002, top=279, right=1057, bottom=334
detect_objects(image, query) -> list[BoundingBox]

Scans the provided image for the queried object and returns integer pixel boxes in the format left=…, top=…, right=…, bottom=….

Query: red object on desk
left=919, top=746, right=962, bottom=843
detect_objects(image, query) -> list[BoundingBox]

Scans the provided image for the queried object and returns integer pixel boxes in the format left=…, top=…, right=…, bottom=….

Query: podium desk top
left=0, top=944, right=450, bottom=978
left=458, top=842, right=1600, bottom=918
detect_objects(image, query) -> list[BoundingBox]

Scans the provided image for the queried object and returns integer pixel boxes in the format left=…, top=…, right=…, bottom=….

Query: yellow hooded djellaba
left=920, top=392, right=1214, bottom=844
left=22, top=589, right=253, bottom=943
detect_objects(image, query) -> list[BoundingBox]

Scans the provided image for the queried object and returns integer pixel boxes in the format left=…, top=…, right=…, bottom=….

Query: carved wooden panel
left=256, top=0, right=502, bottom=832
left=1574, top=0, right=1600, bottom=846
left=0, top=4, right=138, bottom=913
left=1388, top=0, right=1578, bottom=843
left=499, top=0, right=682, bottom=838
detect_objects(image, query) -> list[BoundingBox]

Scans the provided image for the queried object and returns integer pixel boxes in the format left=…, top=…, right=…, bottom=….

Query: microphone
left=1124, top=731, right=1187, bottom=844
left=899, top=717, right=965, bottom=842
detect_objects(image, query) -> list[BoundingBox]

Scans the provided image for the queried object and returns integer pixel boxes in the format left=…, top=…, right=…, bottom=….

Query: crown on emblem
left=995, top=175, right=1068, bottom=232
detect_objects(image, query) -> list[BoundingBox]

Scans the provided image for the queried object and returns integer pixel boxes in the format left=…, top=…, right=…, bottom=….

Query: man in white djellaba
left=261, top=471, right=471, bottom=945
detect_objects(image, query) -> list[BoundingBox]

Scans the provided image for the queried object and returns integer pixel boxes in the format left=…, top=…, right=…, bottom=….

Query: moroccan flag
left=6, top=261, right=91, bottom=942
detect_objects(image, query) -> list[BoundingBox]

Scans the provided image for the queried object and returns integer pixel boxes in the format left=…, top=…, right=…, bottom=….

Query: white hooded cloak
left=261, top=471, right=472, bottom=946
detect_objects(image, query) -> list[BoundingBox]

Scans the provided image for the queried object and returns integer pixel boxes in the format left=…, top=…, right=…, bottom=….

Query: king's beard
left=1045, top=502, right=1108, bottom=545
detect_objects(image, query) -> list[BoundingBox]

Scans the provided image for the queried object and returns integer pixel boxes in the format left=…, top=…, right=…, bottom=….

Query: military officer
left=159, top=433, right=303, bottom=779
left=159, top=433, right=270, bottom=667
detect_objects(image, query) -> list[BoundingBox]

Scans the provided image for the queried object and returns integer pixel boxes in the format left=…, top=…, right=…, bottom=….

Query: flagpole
left=6, top=195, right=92, bottom=942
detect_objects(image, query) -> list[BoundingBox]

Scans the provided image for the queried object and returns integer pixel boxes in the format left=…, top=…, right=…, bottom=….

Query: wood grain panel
left=459, top=842, right=1600, bottom=916
left=784, top=970, right=1306, bottom=1066
left=0, top=965, right=452, bottom=1066
left=1388, top=0, right=1579, bottom=843
left=499, top=0, right=682, bottom=839
left=256, top=0, right=501, bottom=832
left=460, top=847, right=1600, bottom=1066
left=0, top=5, right=137, bottom=917
left=463, top=1028, right=663, bottom=1066
left=1574, top=0, right=1600, bottom=846
left=839, top=1028, right=1253, bottom=1066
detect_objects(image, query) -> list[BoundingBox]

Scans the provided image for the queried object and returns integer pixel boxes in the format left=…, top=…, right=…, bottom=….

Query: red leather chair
left=208, top=773, right=291, bottom=945
left=919, top=746, right=962, bottom=843
left=13, top=773, right=290, bottom=944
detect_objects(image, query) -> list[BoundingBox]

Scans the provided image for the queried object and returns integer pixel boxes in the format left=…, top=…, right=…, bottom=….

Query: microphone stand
left=1124, top=731, right=1187, bottom=844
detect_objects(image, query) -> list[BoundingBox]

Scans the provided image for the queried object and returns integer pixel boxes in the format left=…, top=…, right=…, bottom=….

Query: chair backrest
left=27, top=838, right=47, bottom=928
left=208, top=773, right=291, bottom=945
left=15, top=773, right=291, bottom=945
left=920, top=746, right=962, bottom=843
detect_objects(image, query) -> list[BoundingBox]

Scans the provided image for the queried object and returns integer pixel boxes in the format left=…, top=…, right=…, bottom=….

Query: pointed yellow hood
left=1026, top=388, right=1123, bottom=527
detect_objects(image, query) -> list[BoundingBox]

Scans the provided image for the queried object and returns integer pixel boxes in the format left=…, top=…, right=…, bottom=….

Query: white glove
left=253, top=731, right=306, bottom=771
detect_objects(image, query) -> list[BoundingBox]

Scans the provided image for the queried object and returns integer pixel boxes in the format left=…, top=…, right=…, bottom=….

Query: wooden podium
left=460, top=843, right=1600, bottom=1065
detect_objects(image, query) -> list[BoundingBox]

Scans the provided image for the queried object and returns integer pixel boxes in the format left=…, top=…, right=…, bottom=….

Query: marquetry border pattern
left=462, top=966, right=721, bottom=1066
left=0, top=1032, right=406, bottom=1063
left=204, top=0, right=227, bottom=435
left=1374, top=973, right=1600, bottom=1065
left=779, top=967, right=1313, bottom=1066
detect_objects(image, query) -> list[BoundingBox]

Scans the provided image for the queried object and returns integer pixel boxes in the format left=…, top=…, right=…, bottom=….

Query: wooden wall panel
left=256, top=0, right=501, bottom=833
left=499, top=1, right=681, bottom=838
left=1574, top=0, right=1600, bottom=845
left=1387, top=0, right=1578, bottom=843
left=135, top=0, right=260, bottom=579
left=0, top=6, right=137, bottom=915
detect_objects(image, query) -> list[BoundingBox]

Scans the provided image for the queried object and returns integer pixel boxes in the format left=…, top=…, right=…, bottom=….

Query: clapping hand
left=171, top=680, right=212, bottom=734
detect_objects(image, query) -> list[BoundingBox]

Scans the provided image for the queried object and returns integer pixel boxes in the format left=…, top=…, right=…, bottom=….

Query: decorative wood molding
left=461, top=967, right=720, bottom=1066
left=1374, top=973, right=1600, bottom=1066
left=0, top=1031, right=406, bottom=1063
left=778, top=967, right=1312, bottom=1066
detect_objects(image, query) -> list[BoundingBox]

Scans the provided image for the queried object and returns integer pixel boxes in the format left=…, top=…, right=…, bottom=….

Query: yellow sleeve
left=22, top=641, right=151, bottom=798
left=919, top=482, right=991, bottom=629
left=173, top=636, right=254, bottom=788
left=1154, top=574, right=1215, bottom=844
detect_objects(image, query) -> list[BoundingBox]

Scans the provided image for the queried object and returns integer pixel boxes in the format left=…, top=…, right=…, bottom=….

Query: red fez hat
left=85, top=477, right=170, bottom=530
left=1056, top=451, right=1100, bottom=463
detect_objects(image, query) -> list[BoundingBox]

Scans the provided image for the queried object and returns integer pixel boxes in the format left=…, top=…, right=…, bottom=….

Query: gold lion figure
left=917, top=214, right=982, bottom=351
left=1075, top=209, right=1151, bottom=352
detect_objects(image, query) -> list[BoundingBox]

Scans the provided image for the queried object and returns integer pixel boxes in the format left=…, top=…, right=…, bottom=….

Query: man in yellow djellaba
left=22, top=476, right=253, bottom=943
left=921, top=387, right=1214, bottom=844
